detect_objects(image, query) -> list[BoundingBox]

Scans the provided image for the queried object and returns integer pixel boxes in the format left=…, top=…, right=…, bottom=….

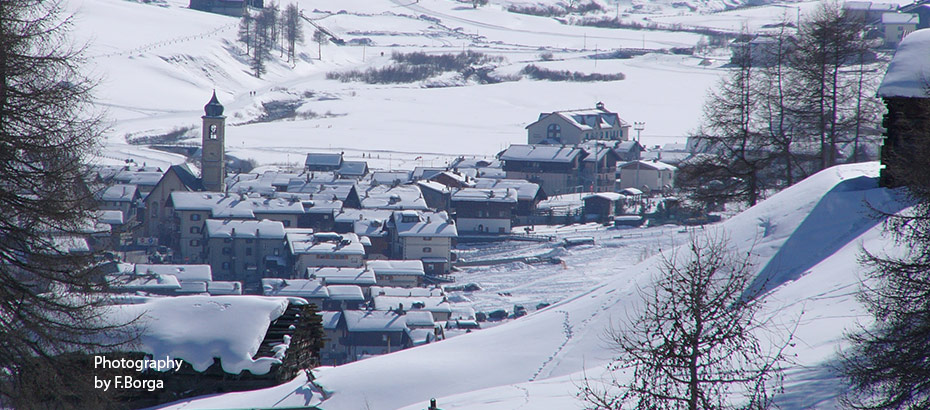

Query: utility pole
left=634, top=121, right=645, bottom=142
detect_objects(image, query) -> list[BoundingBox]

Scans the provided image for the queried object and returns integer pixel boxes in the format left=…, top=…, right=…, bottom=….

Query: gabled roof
left=882, top=12, right=918, bottom=24
left=305, top=152, right=343, bottom=167
left=169, top=164, right=204, bottom=192
left=451, top=187, right=518, bottom=204
left=337, top=160, right=369, bottom=177
left=135, top=264, right=213, bottom=282
left=372, top=295, right=452, bottom=314
left=307, top=267, right=376, bottom=286
left=287, top=231, right=366, bottom=256
left=342, top=310, right=407, bottom=333
left=205, top=219, right=286, bottom=239
left=262, top=278, right=329, bottom=299
left=618, top=160, right=678, bottom=171
left=472, top=178, right=543, bottom=201
left=326, top=285, right=365, bottom=301
left=526, top=104, right=629, bottom=131
left=499, top=144, right=585, bottom=163
left=367, top=260, right=426, bottom=277
left=99, top=184, right=138, bottom=202
left=391, top=211, right=458, bottom=238
left=360, top=185, right=428, bottom=210
left=170, top=191, right=305, bottom=217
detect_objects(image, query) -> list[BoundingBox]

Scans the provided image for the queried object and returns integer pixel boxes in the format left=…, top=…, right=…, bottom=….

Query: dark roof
left=170, top=164, right=204, bottom=191
left=204, top=91, right=224, bottom=117
left=337, top=160, right=368, bottom=177
left=305, top=152, right=344, bottom=167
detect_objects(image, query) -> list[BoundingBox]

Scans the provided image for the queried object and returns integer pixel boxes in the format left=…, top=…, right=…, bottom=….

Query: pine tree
left=0, top=0, right=134, bottom=407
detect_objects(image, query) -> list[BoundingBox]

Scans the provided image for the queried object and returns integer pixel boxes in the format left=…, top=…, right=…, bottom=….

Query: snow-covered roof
left=108, top=273, right=181, bottom=291
left=334, top=209, right=394, bottom=224
left=305, top=152, right=343, bottom=167
left=615, top=140, right=644, bottom=152
left=337, top=160, right=368, bottom=176
left=451, top=187, right=518, bottom=203
left=583, top=192, right=624, bottom=202
left=370, top=286, right=443, bottom=297
left=391, top=210, right=458, bottom=238
left=176, top=281, right=208, bottom=294
left=412, top=166, right=445, bottom=180
left=878, top=28, right=930, bottom=98
left=417, top=180, right=452, bottom=194
left=99, top=184, right=138, bottom=202
left=371, top=171, right=413, bottom=185
left=404, top=310, right=436, bottom=327
left=287, top=231, right=366, bottom=256
left=373, top=296, right=453, bottom=314
left=528, top=104, right=629, bottom=131
left=473, top=178, right=542, bottom=201
left=170, top=191, right=305, bottom=217
left=366, top=260, right=426, bottom=277
left=110, top=295, right=304, bottom=374
left=325, top=285, right=365, bottom=301
left=97, top=210, right=124, bottom=225
left=207, top=281, right=242, bottom=295
left=307, top=267, right=377, bottom=286
left=618, top=160, right=678, bottom=171
left=262, top=278, right=329, bottom=299
left=205, top=219, right=286, bottom=239
left=882, top=12, right=917, bottom=25
left=135, top=264, right=213, bottom=282
left=499, top=144, right=584, bottom=163
left=342, top=310, right=407, bottom=333
left=320, top=311, right=342, bottom=330
left=360, top=185, right=428, bottom=210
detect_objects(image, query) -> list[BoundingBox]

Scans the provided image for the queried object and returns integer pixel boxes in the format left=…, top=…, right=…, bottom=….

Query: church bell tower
left=201, top=91, right=226, bottom=192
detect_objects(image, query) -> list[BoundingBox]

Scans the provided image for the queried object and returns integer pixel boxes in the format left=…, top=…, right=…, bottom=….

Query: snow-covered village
left=5, top=0, right=930, bottom=408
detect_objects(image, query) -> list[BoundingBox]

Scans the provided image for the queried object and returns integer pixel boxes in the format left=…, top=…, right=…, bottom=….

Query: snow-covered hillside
left=69, top=0, right=757, bottom=170
left=151, top=163, right=900, bottom=409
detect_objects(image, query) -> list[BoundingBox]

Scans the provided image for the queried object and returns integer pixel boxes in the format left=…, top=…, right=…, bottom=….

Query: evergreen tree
left=0, top=0, right=133, bottom=407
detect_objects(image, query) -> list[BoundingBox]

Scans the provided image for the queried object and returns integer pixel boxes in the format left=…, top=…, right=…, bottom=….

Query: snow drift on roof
left=878, top=28, right=930, bottom=98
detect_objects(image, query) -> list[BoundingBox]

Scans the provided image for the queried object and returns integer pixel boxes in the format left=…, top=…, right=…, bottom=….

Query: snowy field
left=67, top=0, right=747, bottom=171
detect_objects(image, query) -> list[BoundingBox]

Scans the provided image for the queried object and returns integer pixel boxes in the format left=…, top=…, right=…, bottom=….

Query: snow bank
left=114, top=295, right=292, bottom=375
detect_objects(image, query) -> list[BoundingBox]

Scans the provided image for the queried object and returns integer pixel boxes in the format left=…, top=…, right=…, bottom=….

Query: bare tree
left=679, top=41, right=774, bottom=208
left=238, top=8, right=254, bottom=56
left=312, top=29, right=327, bottom=60
left=792, top=1, right=868, bottom=170
left=282, top=3, right=303, bottom=63
left=580, top=231, right=792, bottom=410
left=0, top=0, right=134, bottom=407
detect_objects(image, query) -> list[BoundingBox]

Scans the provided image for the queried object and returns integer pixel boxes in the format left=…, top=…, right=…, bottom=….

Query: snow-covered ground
left=68, top=0, right=746, bottom=171
left=62, top=1, right=907, bottom=408
left=153, top=162, right=900, bottom=410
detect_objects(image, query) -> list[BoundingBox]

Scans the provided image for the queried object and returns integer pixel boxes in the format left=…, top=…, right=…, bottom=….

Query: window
left=189, top=239, right=200, bottom=247
left=546, top=123, right=561, bottom=140
left=273, top=248, right=280, bottom=256
left=222, top=262, right=230, bottom=270
left=423, top=247, right=432, bottom=253
left=222, top=247, right=231, bottom=255
left=423, top=236, right=432, bottom=241
left=283, top=220, right=291, bottom=227
left=190, top=214, right=201, bottom=221
left=190, top=226, right=200, bottom=234
left=246, top=239, right=253, bottom=244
